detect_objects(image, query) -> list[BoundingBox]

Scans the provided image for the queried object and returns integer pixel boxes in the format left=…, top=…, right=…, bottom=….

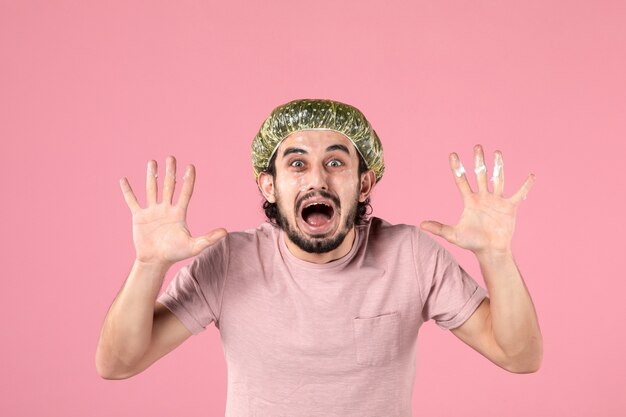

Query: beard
left=274, top=189, right=359, bottom=254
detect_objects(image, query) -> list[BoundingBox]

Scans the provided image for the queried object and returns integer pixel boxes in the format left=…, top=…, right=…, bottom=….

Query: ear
left=257, top=172, right=276, bottom=203
left=358, top=170, right=376, bottom=202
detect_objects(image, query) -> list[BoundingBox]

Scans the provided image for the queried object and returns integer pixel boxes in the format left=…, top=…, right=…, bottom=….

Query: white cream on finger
left=474, top=153, right=487, bottom=175
left=490, top=153, right=503, bottom=182
left=455, top=162, right=466, bottom=178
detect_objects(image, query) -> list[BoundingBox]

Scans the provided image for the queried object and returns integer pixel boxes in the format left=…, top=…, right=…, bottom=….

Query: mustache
left=296, top=190, right=341, bottom=213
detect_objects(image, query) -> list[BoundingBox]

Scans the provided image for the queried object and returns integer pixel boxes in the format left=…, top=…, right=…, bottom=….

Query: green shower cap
left=251, top=99, right=385, bottom=182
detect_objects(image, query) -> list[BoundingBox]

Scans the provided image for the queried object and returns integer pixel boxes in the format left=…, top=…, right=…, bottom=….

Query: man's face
left=259, top=130, right=373, bottom=255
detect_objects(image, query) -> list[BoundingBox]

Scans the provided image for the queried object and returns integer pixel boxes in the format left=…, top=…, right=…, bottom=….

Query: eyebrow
left=325, top=144, right=351, bottom=155
left=281, top=144, right=351, bottom=158
left=282, top=147, right=307, bottom=157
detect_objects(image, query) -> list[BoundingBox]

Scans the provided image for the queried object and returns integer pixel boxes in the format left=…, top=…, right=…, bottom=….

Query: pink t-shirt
left=157, top=217, right=487, bottom=417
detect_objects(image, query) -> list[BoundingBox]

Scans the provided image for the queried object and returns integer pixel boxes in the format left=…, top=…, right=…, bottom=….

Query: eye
left=290, top=160, right=304, bottom=168
left=327, top=159, right=343, bottom=167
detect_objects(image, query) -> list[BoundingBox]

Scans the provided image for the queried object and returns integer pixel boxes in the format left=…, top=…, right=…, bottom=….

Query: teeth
left=305, top=202, right=330, bottom=208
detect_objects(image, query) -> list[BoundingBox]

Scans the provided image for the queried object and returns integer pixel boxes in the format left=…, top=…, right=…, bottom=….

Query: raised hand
left=119, top=156, right=227, bottom=266
left=420, top=145, right=535, bottom=256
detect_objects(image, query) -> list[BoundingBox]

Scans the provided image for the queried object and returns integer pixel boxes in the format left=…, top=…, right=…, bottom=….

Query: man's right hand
left=119, top=155, right=227, bottom=267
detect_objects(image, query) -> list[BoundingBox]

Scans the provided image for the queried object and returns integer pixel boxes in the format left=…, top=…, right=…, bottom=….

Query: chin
left=287, top=227, right=350, bottom=254
left=290, top=213, right=356, bottom=254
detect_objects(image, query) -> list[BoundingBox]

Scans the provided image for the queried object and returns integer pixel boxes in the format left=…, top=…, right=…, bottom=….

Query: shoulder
left=192, top=223, right=278, bottom=272
left=206, top=222, right=278, bottom=261
left=365, top=216, right=417, bottom=241
left=364, top=217, right=442, bottom=254
left=360, top=217, right=416, bottom=253
left=224, top=222, right=277, bottom=245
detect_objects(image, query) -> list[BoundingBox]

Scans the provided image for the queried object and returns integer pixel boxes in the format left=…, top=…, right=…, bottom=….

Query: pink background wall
left=1, top=1, right=624, bottom=416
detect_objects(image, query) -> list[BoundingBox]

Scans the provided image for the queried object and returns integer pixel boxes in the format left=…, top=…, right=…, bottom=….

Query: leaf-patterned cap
left=252, top=99, right=385, bottom=182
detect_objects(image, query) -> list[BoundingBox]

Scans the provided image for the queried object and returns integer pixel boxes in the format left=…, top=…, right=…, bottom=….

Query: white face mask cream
left=490, top=153, right=503, bottom=182
left=474, top=153, right=487, bottom=175
left=455, top=162, right=466, bottom=178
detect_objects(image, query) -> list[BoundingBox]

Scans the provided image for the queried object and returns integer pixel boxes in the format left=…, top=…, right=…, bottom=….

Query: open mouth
left=300, top=202, right=335, bottom=227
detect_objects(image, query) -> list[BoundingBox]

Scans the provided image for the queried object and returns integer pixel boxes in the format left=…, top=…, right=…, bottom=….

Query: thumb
left=192, top=228, right=228, bottom=254
left=420, top=220, right=455, bottom=242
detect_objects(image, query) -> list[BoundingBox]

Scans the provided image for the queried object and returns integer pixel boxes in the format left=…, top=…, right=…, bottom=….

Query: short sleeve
left=413, top=228, right=488, bottom=330
left=156, top=236, right=229, bottom=335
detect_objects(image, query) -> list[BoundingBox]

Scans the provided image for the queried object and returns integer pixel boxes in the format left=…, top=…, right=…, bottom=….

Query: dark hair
left=261, top=152, right=373, bottom=225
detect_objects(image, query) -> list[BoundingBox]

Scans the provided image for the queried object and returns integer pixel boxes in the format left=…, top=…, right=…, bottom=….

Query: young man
left=96, top=99, right=542, bottom=416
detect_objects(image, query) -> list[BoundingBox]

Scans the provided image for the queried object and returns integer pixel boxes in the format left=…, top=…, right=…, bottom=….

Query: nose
left=306, top=162, right=329, bottom=191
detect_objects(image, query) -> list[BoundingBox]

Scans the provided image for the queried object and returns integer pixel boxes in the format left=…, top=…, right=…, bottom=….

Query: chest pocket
left=352, top=311, right=400, bottom=366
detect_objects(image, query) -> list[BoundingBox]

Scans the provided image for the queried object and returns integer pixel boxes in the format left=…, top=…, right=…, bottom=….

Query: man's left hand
left=420, top=144, right=535, bottom=257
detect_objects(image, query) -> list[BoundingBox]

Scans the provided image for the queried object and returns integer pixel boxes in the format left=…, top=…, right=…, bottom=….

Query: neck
left=284, top=227, right=356, bottom=264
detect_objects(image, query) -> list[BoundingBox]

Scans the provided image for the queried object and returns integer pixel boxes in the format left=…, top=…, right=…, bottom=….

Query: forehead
left=276, top=130, right=356, bottom=156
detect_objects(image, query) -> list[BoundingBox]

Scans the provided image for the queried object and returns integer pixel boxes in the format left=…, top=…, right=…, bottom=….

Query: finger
left=162, top=155, right=177, bottom=205
left=119, top=177, right=141, bottom=214
left=146, top=160, right=158, bottom=206
left=450, top=153, right=473, bottom=198
left=192, top=228, right=228, bottom=256
left=491, top=150, right=504, bottom=197
left=473, top=144, right=489, bottom=193
left=510, top=173, right=536, bottom=205
left=420, top=220, right=457, bottom=244
left=176, top=164, right=195, bottom=210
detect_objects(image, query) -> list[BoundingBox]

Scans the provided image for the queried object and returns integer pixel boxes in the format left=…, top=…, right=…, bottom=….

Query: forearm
left=96, top=259, right=171, bottom=376
left=476, top=250, right=543, bottom=371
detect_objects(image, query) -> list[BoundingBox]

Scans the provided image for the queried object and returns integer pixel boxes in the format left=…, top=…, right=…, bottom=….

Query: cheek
left=295, top=177, right=307, bottom=192
left=283, top=175, right=307, bottom=193
left=339, top=169, right=359, bottom=189
left=275, top=178, right=302, bottom=211
left=335, top=174, right=361, bottom=201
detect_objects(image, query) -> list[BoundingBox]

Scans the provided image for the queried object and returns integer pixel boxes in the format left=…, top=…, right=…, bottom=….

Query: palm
left=454, top=193, right=518, bottom=253
left=120, top=156, right=227, bottom=266
left=132, top=205, right=194, bottom=264
left=421, top=145, right=534, bottom=256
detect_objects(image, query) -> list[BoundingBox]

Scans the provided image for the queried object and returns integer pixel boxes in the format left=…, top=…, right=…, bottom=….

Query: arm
left=451, top=251, right=542, bottom=373
left=96, top=261, right=192, bottom=379
left=421, top=145, right=542, bottom=373
left=96, top=156, right=226, bottom=379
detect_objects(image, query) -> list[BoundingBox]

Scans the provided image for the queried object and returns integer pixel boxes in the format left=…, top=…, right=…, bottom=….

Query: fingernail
left=147, top=161, right=157, bottom=177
